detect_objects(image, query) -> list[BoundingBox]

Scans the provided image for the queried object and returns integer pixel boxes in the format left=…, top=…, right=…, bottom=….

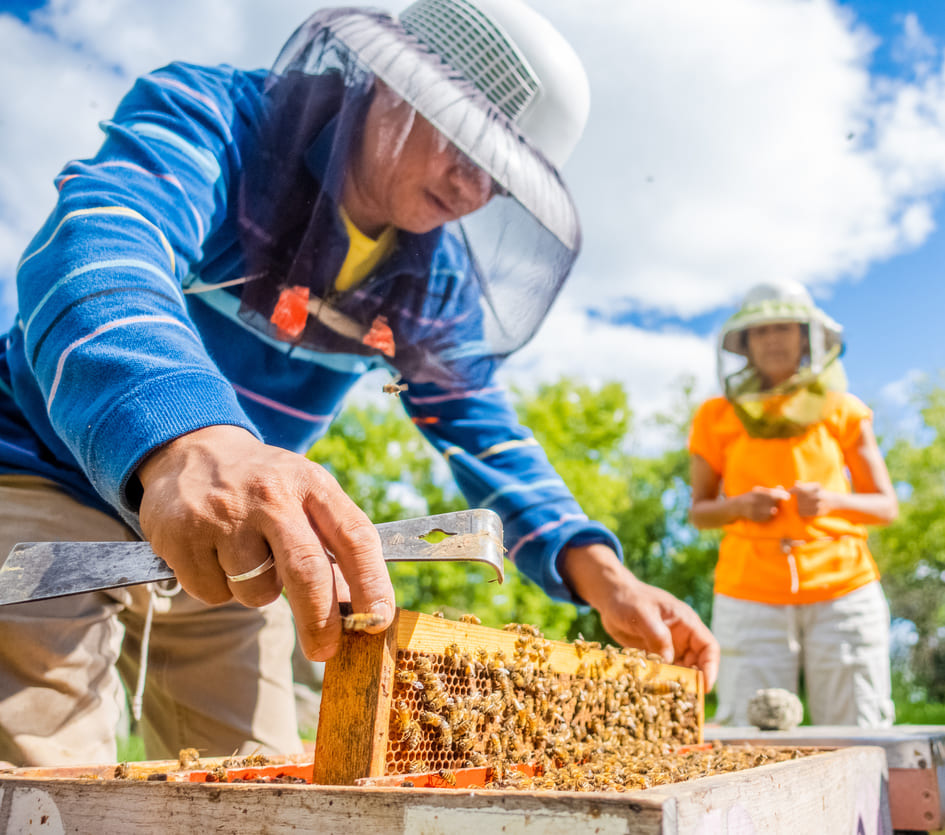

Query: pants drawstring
left=131, top=580, right=181, bottom=723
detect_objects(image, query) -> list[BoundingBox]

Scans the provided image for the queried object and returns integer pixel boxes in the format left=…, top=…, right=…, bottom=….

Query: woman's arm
left=688, top=453, right=790, bottom=529
left=790, top=419, right=899, bottom=524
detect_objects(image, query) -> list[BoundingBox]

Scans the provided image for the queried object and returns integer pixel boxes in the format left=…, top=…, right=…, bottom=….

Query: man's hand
left=789, top=482, right=834, bottom=517
left=734, top=486, right=791, bottom=523
left=137, top=425, right=395, bottom=661
left=559, top=544, right=720, bottom=690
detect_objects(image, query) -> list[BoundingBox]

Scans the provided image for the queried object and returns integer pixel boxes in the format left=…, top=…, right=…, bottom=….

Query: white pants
left=711, top=582, right=894, bottom=727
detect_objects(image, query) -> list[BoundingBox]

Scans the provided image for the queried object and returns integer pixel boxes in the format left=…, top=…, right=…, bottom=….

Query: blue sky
left=0, top=0, right=943, bottom=445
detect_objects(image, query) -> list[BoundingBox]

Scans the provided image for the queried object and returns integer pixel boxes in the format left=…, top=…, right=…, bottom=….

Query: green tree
left=309, top=375, right=718, bottom=644
left=872, top=376, right=945, bottom=700
left=309, top=391, right=575, bottom=639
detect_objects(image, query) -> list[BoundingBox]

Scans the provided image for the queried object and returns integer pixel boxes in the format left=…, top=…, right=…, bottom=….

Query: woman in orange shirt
left=688, top=280, right=898, bottom=727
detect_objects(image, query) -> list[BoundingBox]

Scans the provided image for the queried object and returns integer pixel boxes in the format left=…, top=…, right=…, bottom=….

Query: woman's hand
left=734, top=485, right=792, bottom=522
left=560, top=544, right=720, bottom=690
left=137, top=425, right=396, bottom=661
left=790, top=482, right=834, bottom=517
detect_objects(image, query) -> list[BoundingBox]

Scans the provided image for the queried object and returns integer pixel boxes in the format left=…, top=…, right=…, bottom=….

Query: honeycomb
left=383, top=624, right=701, bottom=779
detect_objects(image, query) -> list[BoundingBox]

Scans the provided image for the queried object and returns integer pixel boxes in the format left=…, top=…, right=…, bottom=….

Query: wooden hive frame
left=312, top=608, right=704, bottom=785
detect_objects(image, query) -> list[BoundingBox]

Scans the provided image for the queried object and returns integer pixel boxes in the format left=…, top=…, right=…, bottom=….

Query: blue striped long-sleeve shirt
left=0, top=61, right=620, bottom=603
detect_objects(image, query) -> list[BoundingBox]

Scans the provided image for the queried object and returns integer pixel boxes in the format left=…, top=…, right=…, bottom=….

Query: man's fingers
left=266, top=516, right=341, bottom=661
left=218, top=535, right=284, bottom=608
left=612, top=605, right=675, bottom=664
left=301, top=465, right=395, bottom=634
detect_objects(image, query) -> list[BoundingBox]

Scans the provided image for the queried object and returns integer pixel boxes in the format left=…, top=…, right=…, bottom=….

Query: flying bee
left=382, top=378, right=408, bottom=397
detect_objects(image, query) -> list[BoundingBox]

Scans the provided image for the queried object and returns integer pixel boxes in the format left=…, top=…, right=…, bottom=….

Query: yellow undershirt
left=334, top=206, right=397, bottom=292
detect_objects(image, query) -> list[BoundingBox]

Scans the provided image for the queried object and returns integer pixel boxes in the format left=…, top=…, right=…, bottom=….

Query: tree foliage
left=310, top=370, right=945, bottom=703
left=872, top=376, right=945, bottom=700
left=310, top=376, right=719, bottom=645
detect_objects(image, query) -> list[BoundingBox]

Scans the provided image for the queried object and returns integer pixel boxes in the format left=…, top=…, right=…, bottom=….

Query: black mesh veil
left=237, top=8, right=581, bottom=388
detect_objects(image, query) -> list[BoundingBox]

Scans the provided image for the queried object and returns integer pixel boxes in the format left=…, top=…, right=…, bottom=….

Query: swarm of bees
left=383, top=619, right=738, bottom=792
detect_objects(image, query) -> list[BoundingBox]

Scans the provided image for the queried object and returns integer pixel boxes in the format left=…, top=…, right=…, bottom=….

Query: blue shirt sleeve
left=13, top=63, right=262, bottom=525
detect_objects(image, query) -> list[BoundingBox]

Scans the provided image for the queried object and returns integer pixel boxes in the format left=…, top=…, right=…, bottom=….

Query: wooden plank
left=0, top=746, right=891, bottom=834
left=396, top=610, right=701, bottom=691
left=648, top=745, right=892, bottom=835
left=0, top=780, right=667, bottom=835
left=312, top=610, right=399, bottom=785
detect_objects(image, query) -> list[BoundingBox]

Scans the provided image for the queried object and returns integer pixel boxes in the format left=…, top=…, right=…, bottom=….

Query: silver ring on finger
left=225, top=554, right=276, bottom=583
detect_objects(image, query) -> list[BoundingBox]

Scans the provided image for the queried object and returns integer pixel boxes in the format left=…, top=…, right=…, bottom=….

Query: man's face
left=344, top=83, right=496, bottom=235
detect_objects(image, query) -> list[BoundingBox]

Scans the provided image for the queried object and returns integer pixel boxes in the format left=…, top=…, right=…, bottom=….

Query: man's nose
left=448, top=158, right=492, bottom=204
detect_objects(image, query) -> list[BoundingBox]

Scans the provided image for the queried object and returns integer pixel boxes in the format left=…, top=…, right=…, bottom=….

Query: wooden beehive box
left=312, top=608, right=704, bottom=785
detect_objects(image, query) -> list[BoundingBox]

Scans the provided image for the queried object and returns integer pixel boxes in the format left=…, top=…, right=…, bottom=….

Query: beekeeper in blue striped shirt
left=0, top=0, right=719, bottom=765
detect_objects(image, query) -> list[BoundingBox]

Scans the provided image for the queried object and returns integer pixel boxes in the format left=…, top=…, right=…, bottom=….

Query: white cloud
left=1, top=0, right=944, bottom=412
left=498, top=295, right=718, bottom=451
left=538, top=0, right=945, bottom=315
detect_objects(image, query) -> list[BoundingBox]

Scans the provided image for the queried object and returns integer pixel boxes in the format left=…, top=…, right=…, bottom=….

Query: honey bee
left=437, top=768, right=457, bottom=786
left=401, top=721, right=422, bottom=750
left=645, top=680, right=682, bottom=695
left=414, top=656, right=434, bottom=674
left=458, top=650, right=476, bottom=678
left=573, top=636, right=600, bottom=658
left=444, top=642, right=462, bottom=667
left=395, top=669, right=423, bottom=691
left=407, top=759, right=428, bottom=774
left=342, top=611, right=385, bottom=632
left=464, top=751, right=487, bottom=767
left=392, top=700, right=412, bottom=734
left=459, top=614, right=481, bottom=625
left=177, top=748, right=201, bottom=770
left=481, top=691, right=503, bottom=717
left=453, top=734, right=475, bottom=754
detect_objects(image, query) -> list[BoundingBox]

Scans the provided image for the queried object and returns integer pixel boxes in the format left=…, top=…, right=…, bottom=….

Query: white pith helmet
left=399, top=0, right=591, bottom=169
left=717, top=280, right=844, bottom=388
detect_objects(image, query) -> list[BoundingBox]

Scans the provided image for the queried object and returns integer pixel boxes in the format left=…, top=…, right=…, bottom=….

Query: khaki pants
left=0, top=475, right=302, bottom=766
left=711, top=582, right=894, bottom=727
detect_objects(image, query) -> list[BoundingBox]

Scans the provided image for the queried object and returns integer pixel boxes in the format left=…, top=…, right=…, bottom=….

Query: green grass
left=116, top=734, right=146, bottom=762
left=892, top=699, right=945, bottom=725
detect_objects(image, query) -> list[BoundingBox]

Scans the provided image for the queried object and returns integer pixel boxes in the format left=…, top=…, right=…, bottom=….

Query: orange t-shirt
left=688, top=391, right=880, bottom=605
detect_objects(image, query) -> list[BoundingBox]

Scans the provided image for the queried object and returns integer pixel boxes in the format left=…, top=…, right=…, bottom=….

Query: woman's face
left=745, top=322, right=805, bottom=386
left=344, top=84, right=496, bottom=237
